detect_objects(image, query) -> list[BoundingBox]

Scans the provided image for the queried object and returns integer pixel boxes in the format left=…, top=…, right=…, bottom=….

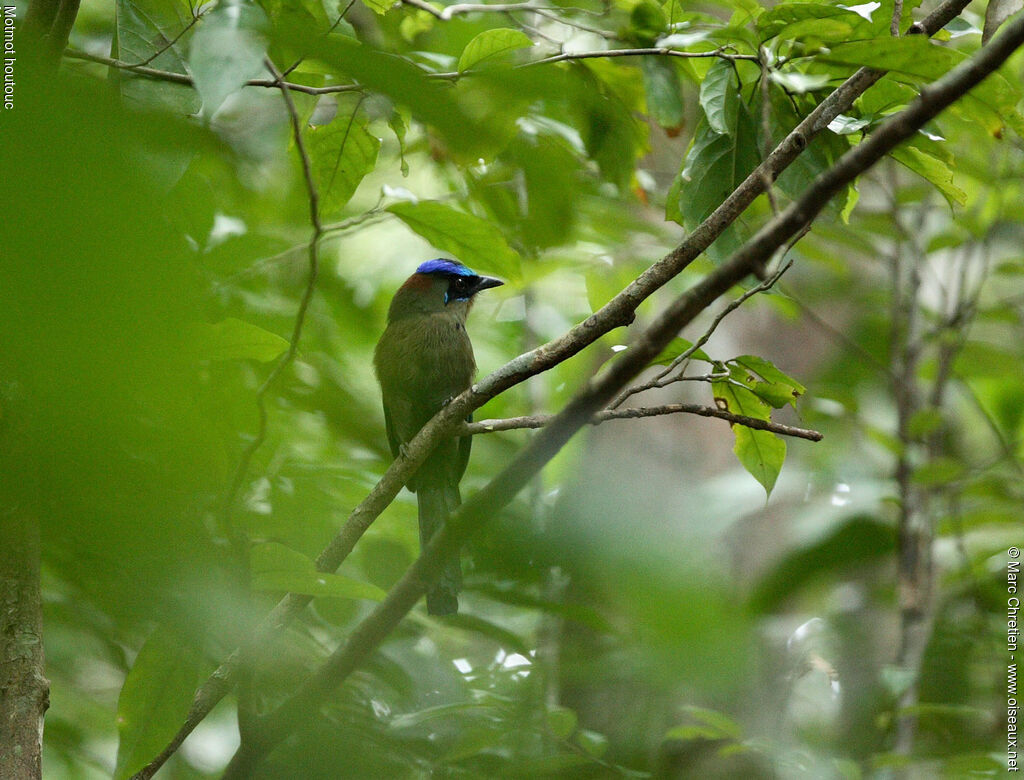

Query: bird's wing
left=382, top=395, right=401, bottom=459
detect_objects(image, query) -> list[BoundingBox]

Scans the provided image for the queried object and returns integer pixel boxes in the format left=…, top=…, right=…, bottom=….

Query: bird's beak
left=472, top=276, right=504, bottom=293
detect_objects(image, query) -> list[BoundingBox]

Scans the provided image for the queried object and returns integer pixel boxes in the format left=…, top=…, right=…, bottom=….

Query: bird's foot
left=398, top=443, right=410, bottom=459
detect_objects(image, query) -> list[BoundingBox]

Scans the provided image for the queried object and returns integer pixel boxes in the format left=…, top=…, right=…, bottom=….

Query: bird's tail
left=417, top=485, right=462, bottom=616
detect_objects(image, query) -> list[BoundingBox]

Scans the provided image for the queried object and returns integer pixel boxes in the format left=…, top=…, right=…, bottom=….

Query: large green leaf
left=713, top=374, right=786, bottom=495
left=114, top=0, right=200, bottom=115
left=751, top=516, right=895, bottom=611
left=731, top=355, right=806, bottom=409
left=458, top=28, right=533, bottom=72
left=757, top=3, right=872, bottom=43
left=641, top=56, right=685, bottom=133
left=820, top=37, right=955, bottom=80
left=698, top=59, right=738, bottom=137
left=114, top=626, right=202, bottom=780
left=678, top=105, right=760, bottom=261
left=185, top=317, right=289, bottom=362
left=188, top=4, right=268, bottom=118
left=387, top=201, right=522, bottom=279
left=307, top=102, right=382, bottom=216
left=679, top=109, right=759, bottom=225
left=274, top=29, right=500, bottom=157
left=891, top=144, right=966, bottom=209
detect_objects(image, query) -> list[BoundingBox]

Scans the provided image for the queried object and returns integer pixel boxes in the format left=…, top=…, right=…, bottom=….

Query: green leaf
left=699, top=59, right=738, bottom=136
left=678, top=108, right=760, bottom=261
left=114, top=0, right=201, bottom=115
left=751, top=516, right=895, bottom=611
left=841, top=182, right=860, bottom=223
left=188, top=4, right=268, bottom=118
left=573, top=61, right=650, bottom=189
left=387, top=201, right=522, bottom=280
left=251, top=542, right=386, bottom=601
left=443, top=726, right=507, bottom=761
left=547, top=705, right=579, bottom=739
left=360, top=0, right=394, bottom=14
left=733, top=424, right=786, bottom=496
left=769, top=71, right=831, bottom=94
left=445, top=613, right=533, bottom=656
left=641, top=57, right=685, bottom=132
left=651, top=337, right=712, bottom=365
left=458, top=28, right=533, bottom=72
left=185, top=318, right=289, bottom=362
left=757, top=2, right=866, bottom=41
left=389, top=700, right=498, bottom=730
left=307, top=104, right=382, bottom=216
left=767, top=86, right=851, bottom=219
left=388, top=110, right=410, bottom=177
left=576, top=729, right=609, bottom=757
left=665, top=167, right=683, bottom=225
left=674, top=705, right=743, bottom=739
left=758, top=3, right=872, bottom=44
left=713, top=374, right=786, bottom=495
left=820, top=37, right=956, bottom=80
left=114, top=626, right=202, bottom=779
left=731, top=355, right=805, bottom=408
left=907, top=407, right=944, bottom=437
left=912, top=457, right=965, bottom=486
left=890, top=145, right=966, bottom=209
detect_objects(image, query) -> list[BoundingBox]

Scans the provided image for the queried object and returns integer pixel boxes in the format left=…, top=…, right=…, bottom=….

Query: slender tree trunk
left=0, top=508, right=48, bottom=780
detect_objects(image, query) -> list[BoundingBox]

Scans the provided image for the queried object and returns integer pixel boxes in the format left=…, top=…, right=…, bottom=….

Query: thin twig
left=610, top=258, right=794, bottom=409
left=130, top=10, right=205, bottom=68
left=400, top=0, right=614, bottom=36
left=521, top=45, right=759, bottom=66
left=461, top=404, right=824, bottom=441
left=63, top=49, right=365, bottom=95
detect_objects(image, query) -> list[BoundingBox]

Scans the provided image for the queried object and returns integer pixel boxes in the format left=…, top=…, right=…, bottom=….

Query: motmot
left=374, top=259, right=503, bottom=615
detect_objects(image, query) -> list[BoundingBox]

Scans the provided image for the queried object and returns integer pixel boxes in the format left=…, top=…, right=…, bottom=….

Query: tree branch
left=62, top=50, right=365, bottom=95
left=462, top=404, right=824, bottom=441
left=523, top=46, right=759, bottom=65
left=221, top=13, right=1024, bottom=773
left=132, top=0, right=979, bottom=771
left=399, top=0, right=617, bottom=37
left=0, top=510, right=48, bottom=780
left=0, top=389, right=48, bottom=780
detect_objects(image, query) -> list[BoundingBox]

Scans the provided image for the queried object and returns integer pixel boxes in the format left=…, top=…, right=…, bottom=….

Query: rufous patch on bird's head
left=400, top=273, right=434, bottom=293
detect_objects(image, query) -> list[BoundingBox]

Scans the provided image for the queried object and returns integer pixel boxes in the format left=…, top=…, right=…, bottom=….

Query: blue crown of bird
left=373, top=259, right=503, bottom=615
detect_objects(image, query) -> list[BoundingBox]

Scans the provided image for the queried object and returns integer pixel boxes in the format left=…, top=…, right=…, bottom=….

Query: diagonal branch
left=220, top=13, right=1024, bottom=774
left=131, top=0, right=978, bottom=773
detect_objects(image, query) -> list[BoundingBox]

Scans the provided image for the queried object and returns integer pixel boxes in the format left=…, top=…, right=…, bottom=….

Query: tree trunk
left=0, top=509, right=48, bottom=779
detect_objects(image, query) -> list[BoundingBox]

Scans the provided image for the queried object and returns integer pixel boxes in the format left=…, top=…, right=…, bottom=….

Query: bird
left=374, top=259, right=503, bottom=615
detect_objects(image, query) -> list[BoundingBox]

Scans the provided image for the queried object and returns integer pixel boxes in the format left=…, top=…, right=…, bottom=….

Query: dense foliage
left=2, top=0, right=1023, bottom=775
